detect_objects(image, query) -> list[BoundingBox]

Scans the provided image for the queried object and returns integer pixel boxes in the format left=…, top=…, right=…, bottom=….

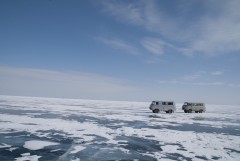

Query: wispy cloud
left=157, top=70, right=239, bottom=88
left=96, top=37, right=138, bottom=55
left=227, top=83, right=240, bottom=88
left=140, top=37, right=177, bottom=55
left=101, top=1, right=145, bottom=28
left=183, top=74, right=201, bottom=81
left=141, top=38, right=164, bottom=55
left=0, top=66, right=139, bottom=100
left=193, top=82, right=225, bottom=86
left=157, top=80, right=240, bottom=88
left=211, top=71, right=224, bottom=76
left=158, top=80, right=181, bottom=84
left=193, top=82, right=240, bottom=88
left=101, top=0, right=240, bottom=56
left=183, top=71, right=206, bottom=81
left=188, top=0, right=240, bottom=56
left=143, top=57, right=161, bottom=64
left=182, top=70, right=225, bottom=81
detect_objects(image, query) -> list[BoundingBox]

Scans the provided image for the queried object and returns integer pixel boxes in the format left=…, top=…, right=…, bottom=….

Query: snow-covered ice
left=0, top=95, right=239, bottom=161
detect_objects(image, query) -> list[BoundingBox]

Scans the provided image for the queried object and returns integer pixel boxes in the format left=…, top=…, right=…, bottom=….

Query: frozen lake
left=0, top=96, right=239, bottom=161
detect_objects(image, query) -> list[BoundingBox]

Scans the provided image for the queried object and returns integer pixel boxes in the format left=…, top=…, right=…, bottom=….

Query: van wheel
left=188, top=109, right=192, bottom=113
left=184, top=110, right=188, bottom=113
left=199, top=110, right=203, bottom=113
left=153, top=109, right=159, bottom=113
left=195, top=111, right=198, bottom=113
left=168, top=110, right=173, bottom=113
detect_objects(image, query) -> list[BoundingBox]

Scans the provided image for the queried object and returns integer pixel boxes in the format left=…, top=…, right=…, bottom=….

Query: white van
left=182, top=102, right=206, bottom=113
left=149, top=101, right=176, bottom=113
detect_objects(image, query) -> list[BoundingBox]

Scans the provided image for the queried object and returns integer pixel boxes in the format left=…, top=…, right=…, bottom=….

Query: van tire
left=184, top=110, right=188, bottom=113
left=195, top=111, right=198, bottom=113
left=168, top=110, right=173, bottom=113
left=199, top=110, right=203, bottom=113
left=153, top=109, right=159, bottom=113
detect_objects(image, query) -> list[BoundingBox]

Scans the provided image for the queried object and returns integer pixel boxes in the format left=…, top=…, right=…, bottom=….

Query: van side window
left=156, top=102, right=159, bottom=105
left=168, top=102, right=173, bottom=105
left=162, top=102, right=166, bottom=105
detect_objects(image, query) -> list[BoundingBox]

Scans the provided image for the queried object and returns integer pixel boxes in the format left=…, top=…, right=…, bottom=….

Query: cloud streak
left=183, top=74, right=201, bottom=81
left=96, top=37, right=138, bottom=55
left=141, top=38, right=165, bottom=55
left=211, top=71, right=224, bottom=76
left=0, top=66, right=139, bottom=100
left=157, top=70, right=239, bottom=88
left=158, top=80, right=240, bottom=88
left=141, top=37, right=178, bottom=55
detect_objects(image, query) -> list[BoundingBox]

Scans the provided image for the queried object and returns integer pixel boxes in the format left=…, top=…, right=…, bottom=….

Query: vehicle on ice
left=182, top=102, right=206, bottom=113
left=149, top=101, right=176, bottom=113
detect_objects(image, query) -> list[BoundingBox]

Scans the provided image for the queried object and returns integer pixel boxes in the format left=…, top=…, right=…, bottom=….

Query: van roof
left=184, top=102, right=205, bottom=104
left=153, top=101, right=175, bottom=102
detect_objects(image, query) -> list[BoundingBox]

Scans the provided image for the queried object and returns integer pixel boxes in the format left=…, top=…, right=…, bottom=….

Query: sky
left=0, top=0, right=240, bottom=105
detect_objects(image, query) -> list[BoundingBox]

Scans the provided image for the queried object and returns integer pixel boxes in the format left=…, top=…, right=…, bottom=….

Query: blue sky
left=0, top=0, right=240, bottom=105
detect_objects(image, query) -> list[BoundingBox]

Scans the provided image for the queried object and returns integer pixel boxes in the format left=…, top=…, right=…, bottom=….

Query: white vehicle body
left=182, top=102, right=206, bottom=113
left=149, top=101, right=176, bottom=113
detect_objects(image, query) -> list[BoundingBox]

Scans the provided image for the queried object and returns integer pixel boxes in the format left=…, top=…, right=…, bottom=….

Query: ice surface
left=0, top=95, right=239, bottom=161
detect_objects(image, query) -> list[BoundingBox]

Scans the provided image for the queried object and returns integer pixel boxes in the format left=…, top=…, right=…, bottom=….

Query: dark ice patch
left=116, top=136, right=162, bottom=153
left=0, top=130, right=73, bottom=161
left=33, top=113, right=62, bottom=119
left=21, top=123, right=38, bottom=125
left=158, top=123, right=240, bottom=136
left=192, top=116, right=239, bottom=124
left=64, top=142, right=158, bottom=161
left=224, top=147, right=240, bottom=154
left=0, top=107, right=44, bottom=116
left=211, top=156, right=221, bottom=160
left=195, top=155, right=208, bottom=160
left=164, top=152, right=192, bottom=161
left=192, top=116, right=205, bottom=121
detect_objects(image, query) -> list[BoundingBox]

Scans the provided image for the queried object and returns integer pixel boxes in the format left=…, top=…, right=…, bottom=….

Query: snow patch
left=15, top=153, right=41, bottom=161
left=70, top=145, right=85, bottom=154
left=0, top=143, right=11, bottom=148
left=23, top=140, right=59, bottom=150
